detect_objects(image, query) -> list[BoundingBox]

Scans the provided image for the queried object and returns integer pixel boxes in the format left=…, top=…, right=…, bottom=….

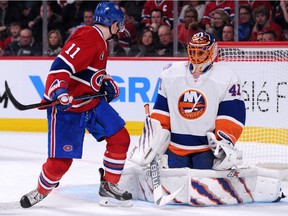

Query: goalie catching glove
left=100, top=75, right=119, bottom=103
left=207, top=131, right=243, bottom=170
left=48, top=79, right=73, bottom=111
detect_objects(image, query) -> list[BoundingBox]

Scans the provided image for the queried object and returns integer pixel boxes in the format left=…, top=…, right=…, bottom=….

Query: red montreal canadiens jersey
left=151, top=61, right=246, bottom=156
left=202, top=1, right=234, bottom=26
left=43, top=26, right=108, bottom=112
left=141, top=0, right=173, bottom=26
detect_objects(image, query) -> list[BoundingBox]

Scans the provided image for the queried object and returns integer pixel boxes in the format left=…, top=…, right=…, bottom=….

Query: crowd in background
left=0, top=0, right=287, bottom=57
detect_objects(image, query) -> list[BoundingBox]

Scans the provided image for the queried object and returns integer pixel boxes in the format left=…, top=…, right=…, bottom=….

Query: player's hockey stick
left=144, top=104, right=184, bottom=206
left=4, top=80, right=107, bottom=111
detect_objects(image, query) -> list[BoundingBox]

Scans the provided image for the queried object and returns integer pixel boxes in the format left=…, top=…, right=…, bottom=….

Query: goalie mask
left=187, top=32, right=218, bottom=77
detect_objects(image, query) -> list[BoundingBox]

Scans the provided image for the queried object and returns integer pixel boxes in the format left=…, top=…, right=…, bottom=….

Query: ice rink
left=0, top=131, right=288, bottom=216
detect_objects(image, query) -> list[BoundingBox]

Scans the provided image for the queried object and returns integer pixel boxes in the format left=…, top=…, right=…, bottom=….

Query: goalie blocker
left=129, top=117, right=170, bottom=166
left=118, top=164, right=285, bottom=206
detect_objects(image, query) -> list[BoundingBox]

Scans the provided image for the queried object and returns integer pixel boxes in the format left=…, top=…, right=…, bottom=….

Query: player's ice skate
left=20, top=189, right=47, bottom=208
left=98, top=168, right=132, bottom=207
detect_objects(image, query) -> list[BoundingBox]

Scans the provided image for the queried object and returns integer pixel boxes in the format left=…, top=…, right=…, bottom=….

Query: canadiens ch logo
left=63, top=145, right=73, bottom=152
left=178, top=89, right=207, bottom=120
left=100, top=51, right=104, bottom=60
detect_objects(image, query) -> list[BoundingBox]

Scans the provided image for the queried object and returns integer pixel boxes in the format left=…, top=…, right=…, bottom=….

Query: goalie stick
left=144, top=104, right=184, bottom=206
left=4, top=80, right=107, bottom=111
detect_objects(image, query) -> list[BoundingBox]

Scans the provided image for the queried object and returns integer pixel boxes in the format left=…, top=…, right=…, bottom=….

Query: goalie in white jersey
left=128, top=32, right=283, bottom=206
left=150, top=31, right=246, bottom=170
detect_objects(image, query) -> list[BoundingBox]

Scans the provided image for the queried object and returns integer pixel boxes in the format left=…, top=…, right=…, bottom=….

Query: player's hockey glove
left=48, top=79, right=73, bottom=111
left=100, top=75, right=119, bottom=103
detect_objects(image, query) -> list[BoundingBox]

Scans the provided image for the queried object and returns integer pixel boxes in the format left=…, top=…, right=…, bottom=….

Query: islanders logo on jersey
left=178, top=89, right=207, bottom=120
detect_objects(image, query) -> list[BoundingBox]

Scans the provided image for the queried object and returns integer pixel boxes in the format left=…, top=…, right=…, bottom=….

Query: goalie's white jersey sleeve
left=150, top=61, right=246, bottom=156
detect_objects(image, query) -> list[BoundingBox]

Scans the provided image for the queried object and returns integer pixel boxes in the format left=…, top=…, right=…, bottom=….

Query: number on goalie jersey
left=150, top=32, right=246, bottom=169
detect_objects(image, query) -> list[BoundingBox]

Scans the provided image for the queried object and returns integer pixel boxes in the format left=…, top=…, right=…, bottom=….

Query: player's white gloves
left=207, top=131, right=243, bottom=170
left=48, top=79, right=73, bottom=111
left=100, top=75, right=119, bottom=103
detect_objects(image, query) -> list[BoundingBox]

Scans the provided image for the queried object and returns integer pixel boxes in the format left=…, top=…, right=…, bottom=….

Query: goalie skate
left=98, top=168, right=132, bottom=207
left=20, top=189, right=47, bottom=208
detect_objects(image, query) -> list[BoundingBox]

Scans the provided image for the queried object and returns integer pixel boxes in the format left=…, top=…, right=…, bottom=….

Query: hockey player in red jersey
left=150, top=31, right=246, bottom=170
left=20, top=1, right=132, bottom=208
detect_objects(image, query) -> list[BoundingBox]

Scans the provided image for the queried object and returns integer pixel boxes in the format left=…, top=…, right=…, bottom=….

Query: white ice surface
left=0, top=132, right=288, bottom=216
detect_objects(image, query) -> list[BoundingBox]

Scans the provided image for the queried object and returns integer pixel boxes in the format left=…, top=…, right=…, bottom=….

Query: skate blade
left=99, top=197, right=132, bottom=207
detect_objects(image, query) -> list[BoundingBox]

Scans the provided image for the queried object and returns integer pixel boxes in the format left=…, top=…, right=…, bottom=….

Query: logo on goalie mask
left=178, top=89, right=207, bottom=120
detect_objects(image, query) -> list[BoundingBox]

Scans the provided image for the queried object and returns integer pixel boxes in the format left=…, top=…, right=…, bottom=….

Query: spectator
left=3, top=21, right=21, bottom=49
left=28, top=4, right=64, bottom=46
left=275, top=0, right=288, bottom=40
left=18, top=1, right=63, bottom=27
left=16, top=1, right=41, bottom=29
left=142, top=8, right=165, bottom=44
left=111, top=36, right=126, bottom=57
left=178, top=6, right=202, bottom=46
left=69, top=8, right=94, bottom=37
left=0, top=0, right=22, bottom=41
left=202, top=0, right=234, bottom=31
left=251, top=6, right=282, bottom=41
left=256, top=31, right=263, bottom=41
left=238, top=4, right=254, bottom=41
left=262, top=30, right=276, bottom=41
left=141, top=0, right=173, bottom=28
left=45, top=29, right=62, bottom=56
left=128, top=28, right=158, bottom=57
left=124, top=1, right=145, bottom=24
left=80, top=8, right=94, bottom=26
left=61, top=0, right=91, bottom=41
left=179, top=1, right=206, bottom=24
left=239, top=0, right=273, bottom=13
left=117, top=6, right=137, bottom=48
left=5, top=28, right=42, bottom=56
left=222, top=24, right=234, bottom=41
left=206, top=9, right=229, bottom=41
left=155, top=25, right=185, bottom=57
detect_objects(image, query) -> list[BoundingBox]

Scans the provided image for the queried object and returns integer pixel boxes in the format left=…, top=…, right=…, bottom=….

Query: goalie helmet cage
left=217, top=42, right=288, bottom=177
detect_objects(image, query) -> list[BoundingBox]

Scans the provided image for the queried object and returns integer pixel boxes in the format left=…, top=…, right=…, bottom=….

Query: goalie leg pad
left=253, top=168, right=283, bottom=202
left=119, top=166, right=283, bottom=206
